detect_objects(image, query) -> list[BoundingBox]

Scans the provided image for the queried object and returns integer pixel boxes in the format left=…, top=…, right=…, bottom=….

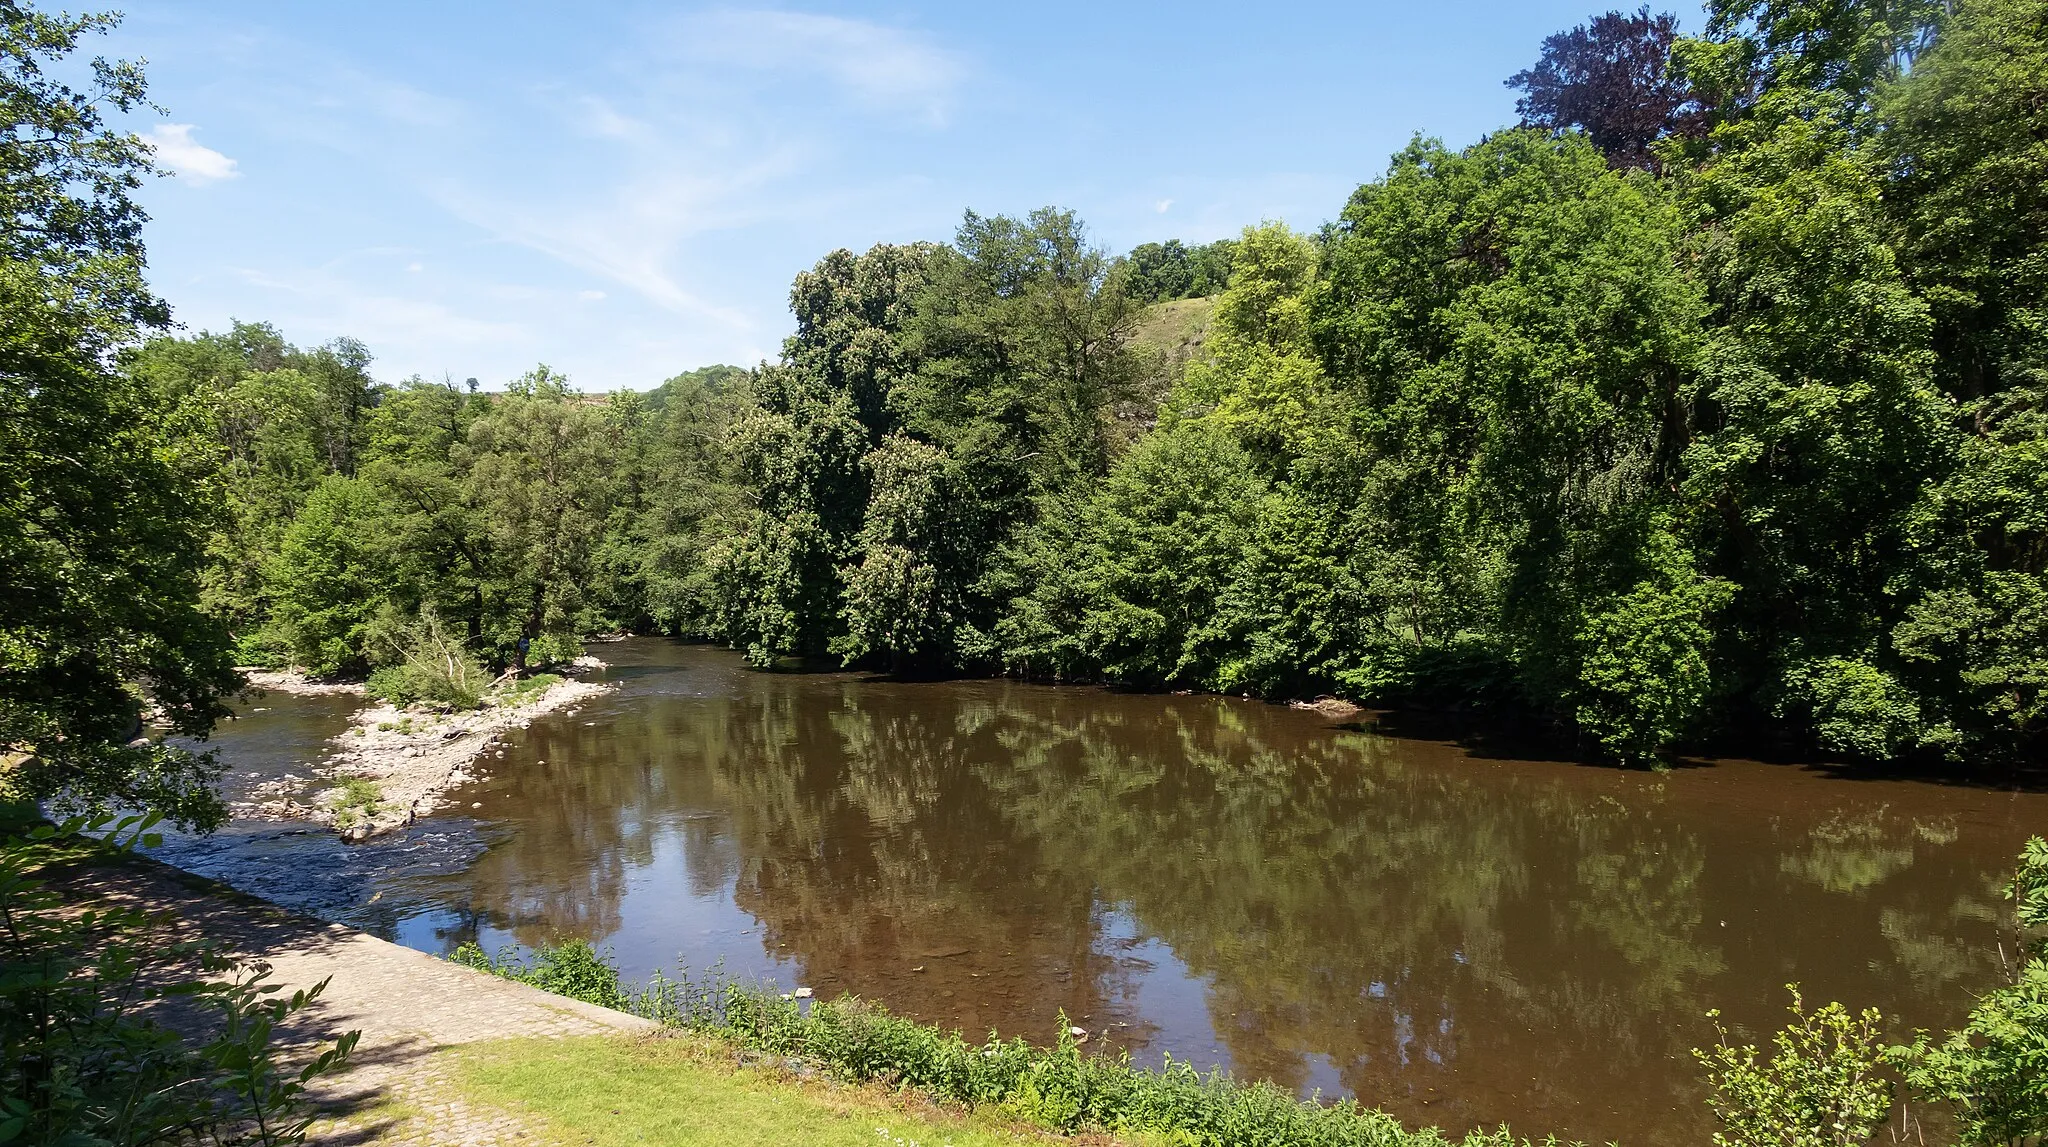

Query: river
left=150, top=637, right=2047, bottom=1145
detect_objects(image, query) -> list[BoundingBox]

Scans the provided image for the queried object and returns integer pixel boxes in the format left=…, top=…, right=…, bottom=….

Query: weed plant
left=328, top=778, right=384, bottom=829
left=493, top=672, right=562, bottom=708
left=449, top=940, right=628, bottom=1012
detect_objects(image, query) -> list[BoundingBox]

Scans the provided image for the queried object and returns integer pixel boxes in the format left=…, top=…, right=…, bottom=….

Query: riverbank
left=48, top=847, right=1090, bottom=1146
left=239, top=665, right=614, bottom=838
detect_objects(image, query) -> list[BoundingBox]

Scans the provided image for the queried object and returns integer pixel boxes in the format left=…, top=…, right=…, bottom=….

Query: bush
left=327, top=778, right=384, bottom=829
left=1693, top=988, right=1893, bottom=1147
left=1694, top=839, right=2048, bottom=1147
left=365, top=608, right=488, bottom=708
left=0, top=815, right=357, bottom=1145
left=449, top=940, right=628, bottom=1012
left=493, top=672, right=562, bottom=708
left=525, top=632, right=584, bottom=668
left=1894, top=836, right=2048, bottom=1146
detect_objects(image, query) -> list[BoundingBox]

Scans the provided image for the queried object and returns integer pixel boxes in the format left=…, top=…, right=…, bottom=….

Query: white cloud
left=144, top=124, right=240, bottom=184
left=229, top=265, right=526, bottom=349
left=1155, top=198, right=1173, bottom=214
left=434, top=168, right=771, bottom=328
left=678, top=10, right=967, bottom=123
left=579, top=289, right=607, bottom=301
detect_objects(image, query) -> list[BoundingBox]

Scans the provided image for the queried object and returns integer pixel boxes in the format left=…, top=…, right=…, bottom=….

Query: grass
left=453, top=1034, right=1130, bottom=1147
left=493, top=671, right=562, bottom=707
left=329, top=778, right=384, bottom=828
left=453, top=948, right=1546, bottom=1147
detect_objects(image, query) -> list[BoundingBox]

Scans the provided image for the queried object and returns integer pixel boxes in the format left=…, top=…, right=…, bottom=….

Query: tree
left=1508, top=7, right=1703, bottom=170
left=465, top=366, right=618, bottom=666
left=1877, top=0, right=2048, bottom=406
left=0, top=2, right=236, bottom=827
left=711, top=242, right=943, bottom=665
left=1124, top=238, right=1238, bottom=303
left=637, top=366, right=750, bottom=636
left=1315, top=130, right=1712, bottom=755
left=835, top=209, right=1143, bottom=670
left=265, top=475, right=390, bottom=674
left=1673, top=0, right=1944, bottom=116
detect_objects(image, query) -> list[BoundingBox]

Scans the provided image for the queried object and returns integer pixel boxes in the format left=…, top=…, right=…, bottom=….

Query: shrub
left=328, top=778, right=384, bottom=829
left=449, top=940, right=628, bottom=1012
left=366, top=609, right=489, bottom=708
left=1894, top=836, right=2048, bottom=1146
left=1694, top=840, right=2048, bottom=1147
left=493, top=672, right=562, bottom=708
left=1693, top=988, right=1893, bottom=1147
left=525, top=632, right=584, bottom=668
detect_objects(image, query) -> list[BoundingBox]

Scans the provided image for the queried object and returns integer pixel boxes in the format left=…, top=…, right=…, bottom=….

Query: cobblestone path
left=56, top=857, right=654, bottom=1145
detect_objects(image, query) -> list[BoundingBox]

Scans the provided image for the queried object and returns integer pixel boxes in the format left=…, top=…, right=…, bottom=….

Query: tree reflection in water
left=429, top=639, right=2038, bottom=1147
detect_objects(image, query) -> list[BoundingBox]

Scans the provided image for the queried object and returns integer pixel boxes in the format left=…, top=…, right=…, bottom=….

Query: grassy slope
left=1111, top=296, right=1218, bottom=453
left=455, top=1034, right=1144, bottom=1147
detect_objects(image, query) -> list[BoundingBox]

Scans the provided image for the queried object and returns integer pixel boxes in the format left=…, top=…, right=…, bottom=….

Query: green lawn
left=454, top=1034, right=1137, bottom=1147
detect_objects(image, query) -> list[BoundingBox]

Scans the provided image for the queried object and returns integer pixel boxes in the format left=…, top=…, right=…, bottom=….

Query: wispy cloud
left=130, top=6, right=972, bottom=386
left=144, top=124, right=239, bottom=183
left=675, top=10, right=967, bottom=124
left=431, top=155, right=791, bottom=328
left=230, top=264, right=527, bottom=349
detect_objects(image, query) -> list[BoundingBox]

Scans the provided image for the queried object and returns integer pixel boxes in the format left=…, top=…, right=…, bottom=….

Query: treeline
left=132, top=324, right=750, bottom=675
left=137, top=0, right=2048, bottom=770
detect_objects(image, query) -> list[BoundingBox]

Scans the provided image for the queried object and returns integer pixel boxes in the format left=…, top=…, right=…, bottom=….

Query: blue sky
left=111, top=1, right=1699, bottom=390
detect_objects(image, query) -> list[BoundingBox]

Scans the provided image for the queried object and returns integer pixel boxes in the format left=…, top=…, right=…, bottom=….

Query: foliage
left=448, top=940, right=629, bottom=1012
left=264, top=475, right=388, bottom=674
left=1122, top=238, right=1237, bottom=304
left=363, top=608, right=488, bottom=709
left=326, top=778, right=383, bottom=829
left=0, top=3, right=237, bottom=830
left=1693, top=988, right=1893, bottom=1147
left=493, top=672, right=561, bottom=708
left=1507, top=6, right=1703, bottom=169
left=1893, top=836, right=2048, bottom=1147
left=710, top=241, right=942, bottom=665
left=0, top=815, right=357, bottom=1144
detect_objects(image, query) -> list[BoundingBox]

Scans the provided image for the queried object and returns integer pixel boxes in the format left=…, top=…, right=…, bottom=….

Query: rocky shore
left=240, top=666, right=614, bottom=840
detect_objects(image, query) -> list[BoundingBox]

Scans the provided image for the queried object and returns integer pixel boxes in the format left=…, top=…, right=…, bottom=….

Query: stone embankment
left=56, top=856, right=652, bottom=1145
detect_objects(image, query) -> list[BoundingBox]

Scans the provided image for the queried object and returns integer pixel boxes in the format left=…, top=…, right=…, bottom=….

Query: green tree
left=265, top=475, right=390, bottom=674
left=712, top=242, right=942, bottom=664
left=0, top=2, right=236, bottom=827
left=636, top=366, right=751, bottom=636
left=1315, top=130, right=1711, bottom=754
left=465, top=366, right=619, bottom=666
left=836, top=209, right=1143, bottom=670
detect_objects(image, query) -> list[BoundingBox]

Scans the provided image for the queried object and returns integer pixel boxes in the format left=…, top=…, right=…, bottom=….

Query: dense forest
left=8, top=0, right=2048, bottom=836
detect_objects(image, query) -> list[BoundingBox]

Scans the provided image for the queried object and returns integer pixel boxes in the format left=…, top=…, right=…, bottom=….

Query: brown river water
left=152, top=637, right=2047, bottom=1146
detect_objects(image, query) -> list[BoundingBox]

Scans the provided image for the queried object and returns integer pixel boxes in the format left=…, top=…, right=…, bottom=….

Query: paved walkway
left=54, top=857, right=655, bottom=1145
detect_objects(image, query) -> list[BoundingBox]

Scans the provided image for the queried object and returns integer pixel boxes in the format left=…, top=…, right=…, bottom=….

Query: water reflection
left=162, top=640, right=2045, bottom=1147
